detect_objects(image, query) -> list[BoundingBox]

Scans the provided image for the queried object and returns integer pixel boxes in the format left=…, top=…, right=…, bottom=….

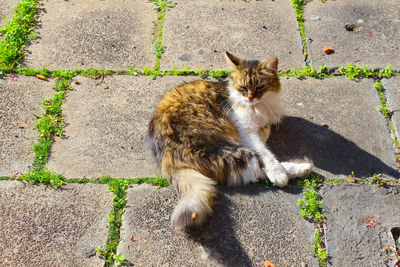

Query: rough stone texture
left=0, top=0, right=17, bottom=27
left=0, top=75, right=53, bottom=176
left=268, top=77, right=399, bottom=179
left=161, top=0, right=304, bottom=71
left=47, top=76, right=199, bottom=178
left=23, top=0, right=156, bottom=70
left=118, top=184, right=317, bottom=267
left=304, top=0, right=400, bottom=69
left=0, top=181, right=112, bottom=266
left=384, top=77, right=400, bottom=138
left=321, top=184, right=400, bottom=266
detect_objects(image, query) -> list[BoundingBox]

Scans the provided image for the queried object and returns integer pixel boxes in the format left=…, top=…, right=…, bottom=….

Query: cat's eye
left=239, top=86, right=247, bottom=91
left=256, top=85, right=265, bottom=91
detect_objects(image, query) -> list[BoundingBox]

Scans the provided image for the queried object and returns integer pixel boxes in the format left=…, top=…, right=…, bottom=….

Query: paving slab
left=118, top=184, right=317, bottom=266
left=304, top=0, right=400, bottom=69
left=0, top=181, right=112, bottom=266
left=23, top=0, right=156, bottom=70
left=47, top=76, right=200, bottom=178
left=384, top=77, right=400, bottom=139
left=0, top=0, right=17, bottom=27
left=320, top=184, right=400, bottom=266
left=268, top=77, right=399, bottom=179
left=161, top=0, right=304, bottom=71
left=0, top=75, right=53, bottom=176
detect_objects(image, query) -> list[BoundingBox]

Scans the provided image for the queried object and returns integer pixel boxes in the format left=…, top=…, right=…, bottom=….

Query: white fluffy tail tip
left=171, top=198, right=208, bottom=229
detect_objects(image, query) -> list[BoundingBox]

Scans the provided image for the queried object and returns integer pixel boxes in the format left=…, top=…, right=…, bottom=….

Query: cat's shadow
left=182, top=116, right=398, bottom=265
left=268, top=116, right=400, bottom=179
left=185, top=185, right=302, bottom=266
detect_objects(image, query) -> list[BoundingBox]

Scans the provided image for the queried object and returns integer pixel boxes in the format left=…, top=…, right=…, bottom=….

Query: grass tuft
left=20, top=167, right=65, bottom=188
left=297, top=175, right=327, bottom=266
left=290, top=0, right=309, bottom=65
left=0, top=0, right=38, bottom=74
left=297, top=175, right=323, bottom=223
left=151, top=0, right=177, bottom=71
left=96, top=179, right=129, bottom=266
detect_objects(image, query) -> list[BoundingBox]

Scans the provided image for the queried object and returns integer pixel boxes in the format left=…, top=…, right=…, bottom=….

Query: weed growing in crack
left=97, top=179, right=129, bottom=266
left=338, top=63, right=394, bottom=80
left=20, top=168, right=65, bottom=188
left=290, top=0, right=310, bottom=65
left=151, top=0, right=177, bottom=71
left=297, top=175, right=327, bottom=266
left=152, top=0, right=176, bottom=12
left=374, top=81, right=391, bottom=119
left=297, top=176, right=323, bottom=222
left=0, top=0, right=38, bottom=74
left=379, top=64, right=393, bottom=78
left=32, top=78, right=69, bottom=170
left=314, top=231, right=328, bottom=266
left=284, top=65, right=331, bottom=79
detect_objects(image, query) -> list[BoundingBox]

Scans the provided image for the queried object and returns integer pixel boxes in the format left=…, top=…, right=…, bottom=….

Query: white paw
left=281, top=162, right=313, bottom=179
left=264, top=164, right=289, bottom=187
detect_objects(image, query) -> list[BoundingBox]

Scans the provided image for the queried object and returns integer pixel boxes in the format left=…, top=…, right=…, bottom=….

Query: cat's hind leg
left=170, top=169, right=217, bottom=229
left=281, top=161, right=313, bottom=179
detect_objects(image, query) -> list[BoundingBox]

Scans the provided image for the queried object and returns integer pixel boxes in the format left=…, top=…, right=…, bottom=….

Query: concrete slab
left=118, top=184, right=317, bottom=266
left=47, top=76, right=199, bottom=178
left=268, top=77, right=399, bottom=179
left=23, top=0, right=156, bottom=70
left=320, top=184, right=400, bottom=266
left=0, top=181, right=112, bottom=266
left=161, top=0, right=304, bottom=71
left=384, top=77, right=400, bottom=139
left=304, top=0, right=400, bottom=69
left=0, top=75, right=53, bottom=176
left=0, top=0, right=17, bottom=27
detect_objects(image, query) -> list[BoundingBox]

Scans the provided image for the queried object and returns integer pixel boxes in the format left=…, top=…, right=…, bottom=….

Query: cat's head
left=225, top=51, right=280, bottom=105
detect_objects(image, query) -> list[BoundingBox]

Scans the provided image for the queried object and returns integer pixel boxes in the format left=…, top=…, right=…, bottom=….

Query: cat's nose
left=248, top=94, right=255, bottom=101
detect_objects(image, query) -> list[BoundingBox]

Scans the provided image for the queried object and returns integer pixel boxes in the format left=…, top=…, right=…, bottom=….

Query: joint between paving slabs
left=290, top=0, right=311, bottom=66
left=373, top=81, right=400, bottom=170
left=150, top=0, right=177, bottom=71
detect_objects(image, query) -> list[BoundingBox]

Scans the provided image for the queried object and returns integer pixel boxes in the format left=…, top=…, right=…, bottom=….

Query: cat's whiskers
left=220, top=98, right=241, bottom=116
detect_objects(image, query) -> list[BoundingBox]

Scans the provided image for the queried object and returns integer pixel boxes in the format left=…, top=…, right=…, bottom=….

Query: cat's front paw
left=281, top=161, right=313, bottom=179
left=264, top=164, right=288, bottom=187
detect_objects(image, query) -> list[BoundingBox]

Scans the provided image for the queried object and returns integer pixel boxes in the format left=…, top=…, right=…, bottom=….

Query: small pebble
left=311, top=15, right=320, bottom=21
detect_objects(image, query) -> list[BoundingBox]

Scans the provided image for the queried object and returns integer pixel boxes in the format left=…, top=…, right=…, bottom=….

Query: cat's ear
left=225, top=51, right=242, bottom=69
left=261, top=57, right=279, bottom=74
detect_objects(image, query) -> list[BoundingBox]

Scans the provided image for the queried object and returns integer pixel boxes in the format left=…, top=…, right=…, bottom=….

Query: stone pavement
left=1, top=0, right=400, bottom=266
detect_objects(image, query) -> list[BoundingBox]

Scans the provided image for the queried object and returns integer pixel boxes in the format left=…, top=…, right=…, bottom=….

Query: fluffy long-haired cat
left=147, top=52, right=312, bottom=229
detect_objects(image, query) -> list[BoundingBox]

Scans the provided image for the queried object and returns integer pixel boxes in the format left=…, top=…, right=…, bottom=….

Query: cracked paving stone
left=0, top=75, right=53, bottom=176
left=161, top=0, right=304, bottom=71
left=47, top=76, right=200, bottom=178
left=383, top=77, right=400, bottom=140
left=321, top=184, right=400, bottom=266
left=0, top=181, right=112, bottom=266
left=117, top=184, right=318, bottom=267
left=268, top=77, right=399, bottom=180
left=23, top=0, right=156, bottom=70
left=304, top=0, right=400, bottom=69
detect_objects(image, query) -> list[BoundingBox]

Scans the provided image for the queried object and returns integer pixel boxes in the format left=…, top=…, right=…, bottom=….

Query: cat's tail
left=169, top=169, right=217, bottom=229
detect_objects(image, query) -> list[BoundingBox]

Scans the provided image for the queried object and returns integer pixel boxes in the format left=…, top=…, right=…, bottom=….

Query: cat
left=147, top=52, right=312, bottom=229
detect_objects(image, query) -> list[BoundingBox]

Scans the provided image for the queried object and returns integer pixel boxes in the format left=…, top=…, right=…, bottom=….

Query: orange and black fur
left=147, top=52, right=312, bottom=229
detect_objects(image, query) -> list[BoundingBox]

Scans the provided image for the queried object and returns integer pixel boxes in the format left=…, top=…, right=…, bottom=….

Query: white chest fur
left=227, top=89, right=284, bottom=132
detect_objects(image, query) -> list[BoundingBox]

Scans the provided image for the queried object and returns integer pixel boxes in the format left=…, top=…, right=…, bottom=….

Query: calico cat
left=147, top=52, right=312, bottom=229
